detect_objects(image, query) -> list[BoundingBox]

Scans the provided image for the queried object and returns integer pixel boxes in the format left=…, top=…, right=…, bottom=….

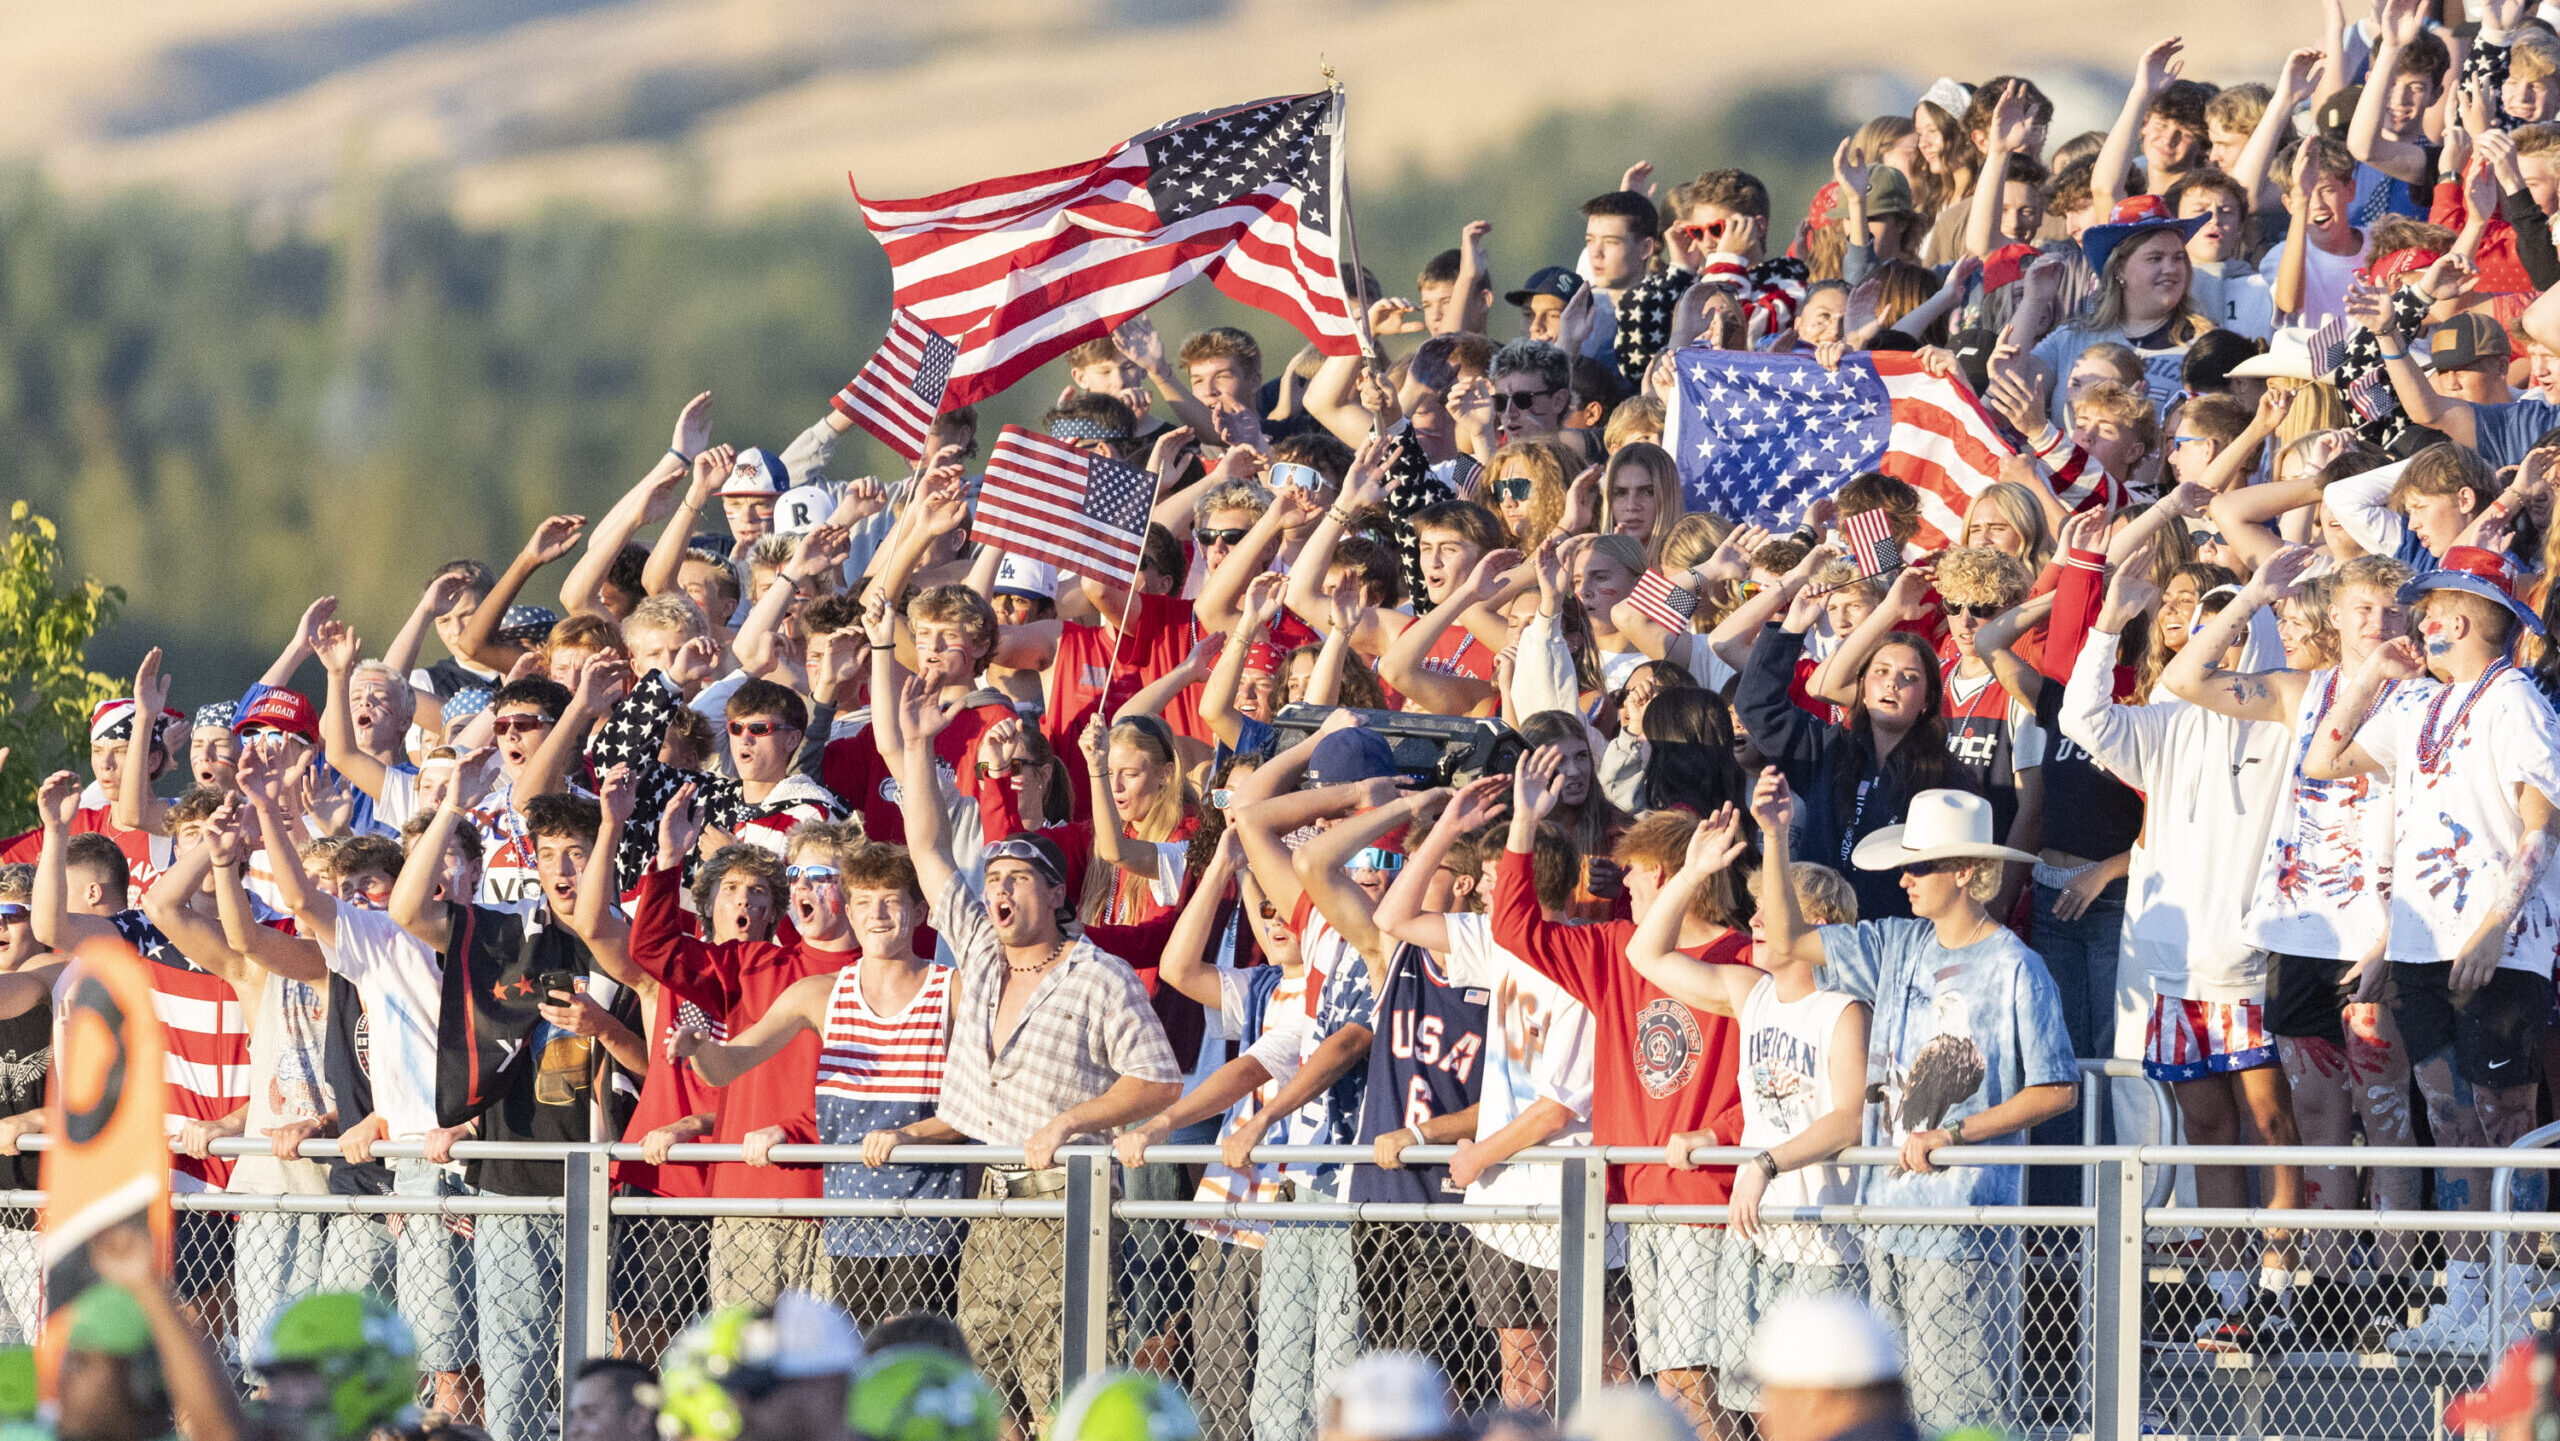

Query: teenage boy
left=2065, top=554, right=2304, bottom=1350
left=0, top=698, right=181, bottom=888
left=2164, top=548, right=2426, bottom=1345
left=2266, top=138, right=2372, bottom=329
left=2346, top=0, right=2452, bottom=222
left=2168, top=171, right=2276, bottom=339
left=391, top=779, right=645, bottom=1441
left=864, top=676, right=1180, bottom=1423
left=1626, top=773, right=2076, bottom=1433
left=1286, top=482, right=1513, bottom=695
left=1494, top=748, right=1752, bottom=1435
left=1680, top=171, right=1810, bottom=348
left=2303, top=546, right=2560, bottom=1356
left=825, top=586, right=1026, bottom=843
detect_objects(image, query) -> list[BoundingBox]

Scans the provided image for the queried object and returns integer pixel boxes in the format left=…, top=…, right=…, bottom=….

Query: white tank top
left=228, top=971, right=334, bottom=1196
left=1736, top=973, right=1861, bottom=1266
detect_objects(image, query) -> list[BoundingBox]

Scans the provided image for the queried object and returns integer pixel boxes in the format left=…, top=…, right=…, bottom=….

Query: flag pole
left=1322, top=72, right=1388, bottom=431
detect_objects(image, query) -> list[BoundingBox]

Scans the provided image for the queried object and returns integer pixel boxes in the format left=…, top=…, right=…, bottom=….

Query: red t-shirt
left=2, top=804, right=168, bottom=894
left=1489, top=851, right=1749, bottom=1206
left=1418, top=625, right=1498, bottom=683
left=628, top=866, right=852, bottom=1199
left=613, top=981, right=722, bottom=1198
left=820, top=699, right=1015, bottom=845
left=1043, top=593, right=1209, bottom=763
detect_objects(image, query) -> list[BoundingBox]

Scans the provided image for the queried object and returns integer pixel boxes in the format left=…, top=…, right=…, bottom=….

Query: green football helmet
left=845, top=1347, right=1001, bottom=1441
left=1050, top=1371, right=1200, bottom=1441
left=248, top=1292, right=419, bottom=1441
left=658, top=1294, right=864, bottom=1441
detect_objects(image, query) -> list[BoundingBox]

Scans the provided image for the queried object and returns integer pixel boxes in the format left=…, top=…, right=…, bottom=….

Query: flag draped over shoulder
left=437, top=904, right=581, bottom=1129
left=1669, top=349, right=2104, bottom=549
left=853, top=92, right=1362, bottom=411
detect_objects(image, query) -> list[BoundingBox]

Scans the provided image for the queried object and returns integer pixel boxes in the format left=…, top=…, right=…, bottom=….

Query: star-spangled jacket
left=587, top=669, right=845, bottom=885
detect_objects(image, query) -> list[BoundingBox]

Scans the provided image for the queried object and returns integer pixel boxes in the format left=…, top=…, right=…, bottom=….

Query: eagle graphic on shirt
left=1872, top=990, right=1986, bottom=1137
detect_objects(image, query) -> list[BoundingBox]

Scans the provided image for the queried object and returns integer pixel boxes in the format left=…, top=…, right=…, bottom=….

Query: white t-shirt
left=323, top=905, right=447, bottom=1139
left=228, top=971, right=334, bottom=1196
left=2241, top=668, right=2402, bottom=960
left=1440, top=914, right=1624, bottom=1270
left=2258, top=230, right=2373, bottom=332
left=2362, top=665, right=2560, bottom=973
left=1735, top=975, right=1864, bottom=1266
left=2189, top=259, right=2276, bottom=341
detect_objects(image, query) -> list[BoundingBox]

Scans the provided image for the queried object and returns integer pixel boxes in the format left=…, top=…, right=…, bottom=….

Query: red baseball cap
left=2361, top=246, right=2441, bottom=288
left=232, top=689, right=319, bottom=741
left=1981, top=242, right=2042, bottom=294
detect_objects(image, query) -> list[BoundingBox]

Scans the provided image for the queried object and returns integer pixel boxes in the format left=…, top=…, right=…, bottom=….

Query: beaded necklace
left=2416, top=660, right=2510, bottom=774
left=2311, top=667, right=2399, bottom=734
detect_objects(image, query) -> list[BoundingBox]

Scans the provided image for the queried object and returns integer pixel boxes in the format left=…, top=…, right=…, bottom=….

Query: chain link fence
left=26, top=1138, right=2560, bottom=1441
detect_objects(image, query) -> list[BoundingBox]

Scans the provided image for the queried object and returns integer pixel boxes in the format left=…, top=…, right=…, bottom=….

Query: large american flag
left=1668, top=350, right=2106, bottom=548
left=834, top=308, right=958, bottom=463
left=853, top=93, right=1363, bottom=411
left=973, top=425, right=1155, bottom=580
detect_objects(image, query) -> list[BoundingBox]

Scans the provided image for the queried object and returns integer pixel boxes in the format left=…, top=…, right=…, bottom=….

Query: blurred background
left=0, top=0, right=2300, bottom=707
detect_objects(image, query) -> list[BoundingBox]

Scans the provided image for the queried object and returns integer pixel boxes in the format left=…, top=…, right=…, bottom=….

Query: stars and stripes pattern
left=834, top=308, right=958, bottom=462
left=973, top=425, right=1156, bottom=581
left=2305, top=315, right=2353, bottom=377
left=1843, top=506, right=1900, bottom=578
left=1670, top=351, right=2095, bottom=549
left=852, top=92, right=1362, bottom=411
left=1626, top=569, right=1700, bottom=632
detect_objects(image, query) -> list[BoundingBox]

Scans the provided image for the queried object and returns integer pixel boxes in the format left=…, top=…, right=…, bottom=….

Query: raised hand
left=1512, top=744, right=1566, bottom=824
left=523, top=515, right=587, bottom=567
left=1368, top=297, right=1427, bottom=336
left=1112, top=314, right=1166, bottom=373
left=2367, top=634, right=2428, bottom=681
left=1832, top=137, right=1872, bottom=198
left=132, top=646, right=171, bottom=717
left=1341, top=431, right=1391, bottom=509
left=896, top=674, right=959, bottom=745
left=667, top=635, right=720, bottom=689
left=1078, top=712, right=1111, bottom=774
left=2100, top=549, right=2163, bottom=628
left=1463, top=548, right=1526, bottom=607
left=787, top=521, right=854, bottom=580
left=1147, top=426, right=1197, bottom=480
left=1619, top=160, right=1656, bottom=198
left=1991, top=79, right=2037, bottom=152
left=311, top=619, right=363, bottom=676
left=860, top=591, right=898, bottom=649
left=596, top=763, right=637, bottom=828
left=36, top=770, right=80, bottom=832
left=294, top=595, right=341, bottom=655
left=302, top=763, right=356, bottom=837
left=688, top=445, right=737, bottom=507
left=574, top=650, right=632, bottom=715
left=1437, top=773, right=1512, bottom=836
left=2057, top=505, right=2108, bottom=557
left=671, top=391, right=713, bottom=459
left=1748, top=766, right=1794, bottom=834
left=2137, top=36, right=2186, bottom=94
left=2247, top=545, right=2321, bottom=606
left=1681, top=804, right=1748, bottom=876
left=660, top=781, right=705, bottom=861
left=1241, top=571, right=1289, bottom=632
left=832, top=475, right=890, bottom=528
left=1210, top=397, right=1268, bottom=452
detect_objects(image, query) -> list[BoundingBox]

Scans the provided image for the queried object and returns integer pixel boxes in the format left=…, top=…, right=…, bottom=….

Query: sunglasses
left=1194, top=528, right=1251, bottom=549
left=1900, top=859, right=1964, bottom=877
left=1673, top=221, right=1727, bottom=243
left=1492, top=477, right=1534, bottom=502
left=1256, top=898, right=1281, bottom=921
left=984, top=837, right=1064, bottom=884
left=785, top=864, right=841, bottom=883
left=1348, top=847, right=1407, bottom=876
left=1268, top=462, right=1320, bottom=492
left=728, top=720, right=798, bottom=738
left=0, top=905, right=24, bottom=923
left=1942, top=603, right=2004, bottom=620
left=1209, top=788, right=1234, bottom=810
left=488, top=715, right=550, bottom=737
left=1490, top=389, right=1555, bottom=414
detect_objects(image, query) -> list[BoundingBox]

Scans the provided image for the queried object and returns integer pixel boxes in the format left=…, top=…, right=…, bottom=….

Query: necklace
left=2311, top=666, right=2399, bottom=734
left=2416, top=660, right=2509, bottom=774
left=1007, top=940, right=1068, bottom=976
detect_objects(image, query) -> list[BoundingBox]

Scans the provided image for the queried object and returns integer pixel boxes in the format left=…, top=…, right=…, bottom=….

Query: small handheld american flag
left=971, top=425, right=1155, bottom=582
left=835, top=308, right=959, bottom=463
left=1842, top=506, right=1900, bottom=578
left=1626, top=569, right=1700, bottom=632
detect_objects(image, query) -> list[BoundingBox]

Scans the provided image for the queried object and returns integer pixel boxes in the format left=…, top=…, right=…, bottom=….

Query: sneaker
left=2385, top=1304, right=2495, bottom=1358
left=2195, top=1293, right=2292, bottom=1355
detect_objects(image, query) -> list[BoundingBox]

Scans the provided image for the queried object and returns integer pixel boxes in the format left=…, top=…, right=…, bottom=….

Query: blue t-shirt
left=1818, top=918, right=2076, bottom=1254
left=2472, top=395, right=2560, bottom=469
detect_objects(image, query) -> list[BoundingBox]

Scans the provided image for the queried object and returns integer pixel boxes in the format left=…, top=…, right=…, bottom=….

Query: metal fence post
left=1061, top=1150, right=1113, bottom=1387
left=2090, top=1154, right=2143, bottom=1441
left=1555, top=1153, right=1608, bottom=1417
left=562, top=1145, right=612, bottom=1374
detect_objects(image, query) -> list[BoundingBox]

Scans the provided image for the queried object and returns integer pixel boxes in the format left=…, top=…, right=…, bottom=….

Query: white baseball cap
left=1746, top=1294, right=1902, bottom=1391
left=720, top=446, right=790, bottom=498
left=1560, top=1385, right=1695, bottom=1441
left=1325, top=1351, right=1451, bottom=1440
left=994, top=555, right=1059, bottom=601
left=772, top=483, right=838, bottom=536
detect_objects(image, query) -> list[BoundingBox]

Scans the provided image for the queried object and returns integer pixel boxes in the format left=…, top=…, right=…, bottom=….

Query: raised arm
left=1224, top=712, right=1353, bottom=921
left=1619, top=800, right=1766, bottom=1012
left=1153, top=830, right=1244, bottom=1010
left=112, top=648, right=173, bottom=836
left=2236, top=49, right=2325, bottom=209
left=2161, top=545, right=2317, bottom=721
left=388, top=765, right=478, bottom=953
left=30, top=772, right=118, bottom=952
left=1282, top=434, right=1392, bottom=646
left=1201, top=574, right=1285, bottom=748
left=1198, top=485, right=1317, bottom=634
left=459, top=515, right=586, bottom=667
left=1381, top=549, right=1515, bottom=717
left=2301, top=637, right=2423, bottom=779
left=1294, top=783, right=1431, bottom=988
left=2351, top=0, right=2438, bottom=180
left=675, top=971, right=833, bottom=1088
left=889, top=676, right=966, bottom=903
left=2096, top=38, right=2187, bottom=212
left=310, top=619, right=390, bottom=801
left=1373, top=776, right=1507, bottom=955
left=1114, top=316, right=1219, bottom=440
left=1808, top=566, right=1935, bottom=706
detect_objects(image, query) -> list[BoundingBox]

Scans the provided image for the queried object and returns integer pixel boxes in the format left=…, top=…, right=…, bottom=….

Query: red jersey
left=613, top=980, right=723, bottom=1198
left=820, top=696, right=1015, bottom=846
left=2, top=799, right=169, bottom=894
left=1043, top=593, right=1209, bottom=764
left=628, top=866, right=852, bottom=1199
left=1418, top=624, right=1497, bottom=683
left=1488, top=852, right=1749, bottom=1206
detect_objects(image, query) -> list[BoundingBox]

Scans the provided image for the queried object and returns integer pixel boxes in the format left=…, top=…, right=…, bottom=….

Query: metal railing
left=9, top=1135, right=2560, bottom=1441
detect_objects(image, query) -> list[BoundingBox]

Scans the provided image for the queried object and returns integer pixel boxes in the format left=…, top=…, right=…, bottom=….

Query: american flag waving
left=1669, top=351, right=2105, bottom=548
left=834, top=309, right=959, bottom=462
left=973, top=425, right=1155, bottom=581
left=854, top=93, right=1363, bottom=411
left=1626, top=570, right=1699, bottom=632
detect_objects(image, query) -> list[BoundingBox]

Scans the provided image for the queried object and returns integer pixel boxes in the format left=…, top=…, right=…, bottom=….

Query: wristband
left=667, top=446, right=692, bottom=468
left=2376, top=340, right=2405, bottom=358
left=1947, top=1114, right=1968, bottom=1144
left=1751, top=1150, right=1780, bottom=1180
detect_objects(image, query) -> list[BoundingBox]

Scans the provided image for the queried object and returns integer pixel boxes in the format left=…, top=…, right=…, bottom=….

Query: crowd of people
left=23, top=1, right=2560, bottom=1437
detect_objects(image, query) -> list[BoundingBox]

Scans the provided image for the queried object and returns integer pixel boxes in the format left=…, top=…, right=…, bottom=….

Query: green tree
left=0, top=501, right=126, bottom=837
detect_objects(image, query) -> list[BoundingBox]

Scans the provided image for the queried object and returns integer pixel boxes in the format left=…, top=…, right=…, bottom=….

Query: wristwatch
left=1751, top=1150, right=1780, bottom=1180
left=1947, top=1115, right=1969, bottom=1144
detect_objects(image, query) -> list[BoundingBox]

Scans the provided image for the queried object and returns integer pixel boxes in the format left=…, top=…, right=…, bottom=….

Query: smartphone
left=536, top=969, right=579, bottom=1004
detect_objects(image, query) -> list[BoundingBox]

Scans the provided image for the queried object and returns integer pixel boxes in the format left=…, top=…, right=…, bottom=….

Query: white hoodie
left=2058, top=624, right=2293, bottom=1000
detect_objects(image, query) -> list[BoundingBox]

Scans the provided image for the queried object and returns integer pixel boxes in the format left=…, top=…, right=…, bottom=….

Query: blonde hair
left=1488, top=439, right=1575, bottom=552
left=1958, top=482, right=2056, bottom=572
left=1597, top=442, right=1687, bottom=565
left=2073, top=382, right=2163, bottom=471
left=1604, top=396, right=1667, bottom=453
left=1932, top=546, right=2033, bottom=610
left=2514, top=30, right=2560, bottom=84
left=1789, top=861, right=1859, bottom=925
left=1084, top=716, right=1198, bottom=922
left=2271, top=381, right=2348, bottom=446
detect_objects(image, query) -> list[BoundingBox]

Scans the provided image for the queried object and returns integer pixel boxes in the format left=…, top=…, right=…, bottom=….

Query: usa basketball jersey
left=1349, top=942, right=1490, bottom=1205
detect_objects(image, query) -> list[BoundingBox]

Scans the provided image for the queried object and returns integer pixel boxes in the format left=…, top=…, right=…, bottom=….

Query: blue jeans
left=1250, top=1217, right=1361, bottom=1441
left=1869, top=1247, right=2021, bottom=1432
left=2028, top=879, right=2126, bottom=1205
left=236, top=1213, right=328, bottom=1375
left=391, top=1160, right=475, bottom=1372
left=474, top=1213, right=563, bottom=1441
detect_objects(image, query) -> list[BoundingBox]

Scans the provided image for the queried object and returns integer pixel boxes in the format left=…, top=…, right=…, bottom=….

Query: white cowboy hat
left=2225, top=326, right=2316, bottom=380
left=1849, top=789, right=2039, bottom=871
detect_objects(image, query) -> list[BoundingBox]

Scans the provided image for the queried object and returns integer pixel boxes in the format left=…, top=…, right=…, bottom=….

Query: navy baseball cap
left=1505, top=266, right=1584, bottom=307
left=1306, top=727, right=1397, bottom=789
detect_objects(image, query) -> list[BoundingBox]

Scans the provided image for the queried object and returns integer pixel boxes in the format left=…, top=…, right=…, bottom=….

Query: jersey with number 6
left=1348, top=942, right=1488, bottom=1205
